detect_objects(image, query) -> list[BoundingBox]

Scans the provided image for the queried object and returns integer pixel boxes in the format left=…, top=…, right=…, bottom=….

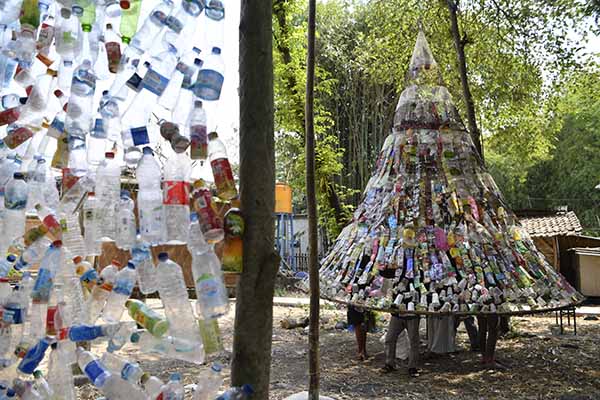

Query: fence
left=291, top=251, right=326, bottom=272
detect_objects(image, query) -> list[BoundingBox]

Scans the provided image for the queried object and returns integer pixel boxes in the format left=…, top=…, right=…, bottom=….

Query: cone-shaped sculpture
left=319, top=31, right=583, bottom=315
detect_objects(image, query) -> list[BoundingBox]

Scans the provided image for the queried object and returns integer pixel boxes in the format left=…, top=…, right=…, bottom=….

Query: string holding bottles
left=0, top=0, right=250, bottom=398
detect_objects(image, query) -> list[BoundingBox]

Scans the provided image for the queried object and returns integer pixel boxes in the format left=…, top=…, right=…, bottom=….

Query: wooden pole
left=306, top=0, right=320, bottom=398
left=446, top=0, right=484, bottom=162
left=231, top=1, right=278, bottom=399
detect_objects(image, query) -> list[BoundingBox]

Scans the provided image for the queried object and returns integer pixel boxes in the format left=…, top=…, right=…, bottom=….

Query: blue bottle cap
left=211, top=363, right=222, bottom=373
left=13, top=172, right=24, bottom=179
left=130, top=332, right=141, bottom=343
left=127, top=261, right=136, bottom=269
left=190, top=212, right=199, bottom=222
left=6, top=388, right=15, bottom=397
left=212, top=47, right=221, bottom=54
left=142, top=146, right=153, bottom=155
left=170, top=373, right=181, bottom=381
left=158, top=252, right=169, bottom=261
left=7, top=254, right=16, bottom=262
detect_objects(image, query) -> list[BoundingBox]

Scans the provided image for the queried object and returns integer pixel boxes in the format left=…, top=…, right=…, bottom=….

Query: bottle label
left=143, top=69, right=170, bottom=96
left=2, top=306, right=23, bottom=324
left=150, top=10, right=169, bottom=25
left=163, top=181, right=190, bottom=205
left=48, top=117, right=65, bottom=138
left=130, top=126, right=150, bottom=146
left=4, top=127, right=33, bottom=149
left=43, top=215, right=62, bottom=233
left=210, top=158, right=235, bottom=196
left=197, top=274, right=219, bottom=298
left=194, top=70, right=224, bottom=101
left=46, top=306, right=58, bottom=335
left=194, top=191, right=220, bottom=231
left=165, top=15, right=184, bottom=34
left=121, top=362, right=138, bottom=380
left=190, top=125, right=208, bottom=160
left=113, top=279, right=134, bottom=295
left=126, top=73, right=143, bottom=92
left=105, top=42, right=122, bottom=73
left=84, top=360, right=106, bottom=383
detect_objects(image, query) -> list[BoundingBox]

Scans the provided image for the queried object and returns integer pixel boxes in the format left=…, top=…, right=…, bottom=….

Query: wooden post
left=305, top=0, right=320, bottom=398
left=230, top=2, right=278, bottom=399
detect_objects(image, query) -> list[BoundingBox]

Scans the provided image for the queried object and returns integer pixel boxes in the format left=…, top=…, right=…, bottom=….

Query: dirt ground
left=76, top=301, right=600, bottom=400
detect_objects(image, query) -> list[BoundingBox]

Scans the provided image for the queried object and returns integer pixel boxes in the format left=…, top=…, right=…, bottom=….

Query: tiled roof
left=519, top=211, right=583, bottom=238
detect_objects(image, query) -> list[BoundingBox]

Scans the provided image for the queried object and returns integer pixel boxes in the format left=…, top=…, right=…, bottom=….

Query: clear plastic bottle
left=76, top=347, right=111, bottom=387
left=216, top=385, right=254, bottom=400
left=188, top=100, right=208, bottom=161
left=189, top=213, right=228, bottom=319
left=47, top=342, right=76, bottom=400
left=132, top=330, right=204, bottom=364
left=115, top=190, right=136, bottom=250
left=193, top=47, right=224, bottom=101
left=203, top=0, right=225, bottom=50
left=0, top=255, right=17, bottom=278
left=87, top=118, right=108, bottom=167
left=0, top=47, right=18, bottom=90
left=104, top=23, right=121, bottom=73
left=162, top=0, right=204, bottom=54
left=136, top=147, right=165, bottom=244
left=193, top=364, right=223, bottom=400
left=163, top=152, right=191, bottom=243
left=4, top=172, right=29, bottom=240
left=0, top=94, right=23, bottom=110
left=95, top=152, right=121, bottom=240
left=155, top=252, right=203, bottom=354
left=30, top=241, right=63, bottom=339
left=162, top=373, right=184, bottom=400
left=173, top=57, right=202, bottom=131
left=32, top=370, right=53, bottom=399
left=101, top=261, right=136, bottom=323
left=83, top=191, right=103, bottom=255
left=131, top=235, right=156, bottom=294
left=15, top=237, right=51, bottom=270
left=12, top=378, right=43, bottom=400
left=87, top=260, right=119, bottom=323
left=101, top=351, right=143, bottom=383
left=141, top=373, right=164, bottom=399
left=208, top=132, right=237, bottom=200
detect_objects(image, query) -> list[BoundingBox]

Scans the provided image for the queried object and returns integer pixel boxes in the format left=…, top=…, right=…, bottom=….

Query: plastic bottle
left=87, top=118, right=108, bottom=166
left=83, top=192, right=103, bottom=255
left=36, top=15, right=55, bottom=57
left=136, top=147, right=165, bottom=244
left=163, top=152, right=191, bottom=243
left=4, top=172, right=28, bottom=240
left=17, top=336, right=51, bottom=374
left=0, top=278, right=11, bottom=306
left=95, top=152, right=121, bottom=240
left=162, top=373, right=184, bottom=400
left=193, top=364, right=223, bottom=400
left=173, top=57, right=202, bottom=131
left=191, top=180, right=223, bottom=243
left=115, top=190, right=136, bottom=250
left=188, top=100, right=208, bottom=160
left=189, top=213, right=228, bottom=319
left=32, top=370, right=53, bottom=399
left=208, top=132, right=237, bottom=200
left=163, top=0, right=204, bottom=54
left=0, top=48, right=18, bottom=90
left=87, top=260, right=119, bottom=323
left=141, top=373, right=164, bottom=399
left=216, top=385, right=254, bottom=400
left=101, top=262, right=136, bottom=323
left=0, top=256, right=17, bottom=278
left=131, top=330, right=204, bottom=364
left=194, top=47, right=224, bottom=101
left=131, top=235, right=156, bottom=294
left=125, top=299, right=169, bottom=337
left=155, top=252, right=203, bottom=354
left=68, top=323, right=119, bottom=341
left=12, top=378, right=43, bottom=400
left=47, top=343, right=76, bottom=400
left=15, top=236, right=51, bottom=270
left=77, top=347, right=111, bottom=387
left=103, top=23, right=121, bottom=73
left=203, top=0, right=225, bottom=50
left=34, top=203, right=62, bottom=238
left=26, top=158, right=47, bottom=212
left=74, top=256, right=98, bottom=295
left=119, top=0, right=141, bottom=45
left=101, top=351, right=143, bottom=383
left=0, top=94, right=24, bottom=110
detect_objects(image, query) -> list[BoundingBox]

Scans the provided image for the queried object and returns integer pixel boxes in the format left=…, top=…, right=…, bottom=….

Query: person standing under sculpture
left=382, top=313, right=420, bottom=377
left=477, top=314, right=505, bottom=368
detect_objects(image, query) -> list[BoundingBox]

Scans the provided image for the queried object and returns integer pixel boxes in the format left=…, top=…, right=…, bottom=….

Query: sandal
left=381, top=364, right=396, bottom=374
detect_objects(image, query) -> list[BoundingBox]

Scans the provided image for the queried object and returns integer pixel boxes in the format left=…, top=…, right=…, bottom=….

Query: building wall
left=576, top=254, right=600, bottom=297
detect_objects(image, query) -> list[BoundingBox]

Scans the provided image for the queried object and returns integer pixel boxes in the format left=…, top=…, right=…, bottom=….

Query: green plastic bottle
left=79, top=1, right=96, bottom=32
left=19, top=0, right=41, bottom=30
left=119, top=0, right=142, bottom=44
left=126, top=299, right=170, bottom=337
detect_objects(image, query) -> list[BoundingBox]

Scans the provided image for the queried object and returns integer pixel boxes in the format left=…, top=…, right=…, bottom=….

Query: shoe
left=408, top=368, right=420, bottom=377
left=381, top=364, right=396, bottom=374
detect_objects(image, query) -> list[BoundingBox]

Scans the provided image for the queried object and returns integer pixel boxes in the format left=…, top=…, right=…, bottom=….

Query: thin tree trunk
left=306, top=0, right=320, bottom=398
left=446, top=0, right=484, bottom=163
left=231, top=2, right=278, bottom=399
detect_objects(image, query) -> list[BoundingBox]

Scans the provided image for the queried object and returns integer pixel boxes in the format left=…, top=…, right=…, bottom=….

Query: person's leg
left=463, top=316, right=480, bottom=351
left=499, top=316, right=510, bottom=336
left=486, top=314, right=500, bottom=363
left=360, top=320, right=368, bottom=358
left=384, top=315, right=403, bottom=370
left=406, top=317, right=420, bottom=374
left=477, top=315, right=488, bottom=360
left=354, top=322, right=366, bottom=360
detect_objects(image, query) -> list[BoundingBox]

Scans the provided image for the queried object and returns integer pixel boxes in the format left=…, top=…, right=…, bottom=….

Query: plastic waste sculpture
left=318, top=31, right=584, bottom=315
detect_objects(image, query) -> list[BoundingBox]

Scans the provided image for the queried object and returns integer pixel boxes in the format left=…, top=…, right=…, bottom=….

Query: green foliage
left=272, top=0, right=596, bottom=238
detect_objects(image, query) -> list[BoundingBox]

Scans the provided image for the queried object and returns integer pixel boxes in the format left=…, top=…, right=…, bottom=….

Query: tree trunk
left=305, top=0, right=320, bottom=398
left=231, top=2, right=278, bottom=399
left=446, top=0, right=484, bottom=163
